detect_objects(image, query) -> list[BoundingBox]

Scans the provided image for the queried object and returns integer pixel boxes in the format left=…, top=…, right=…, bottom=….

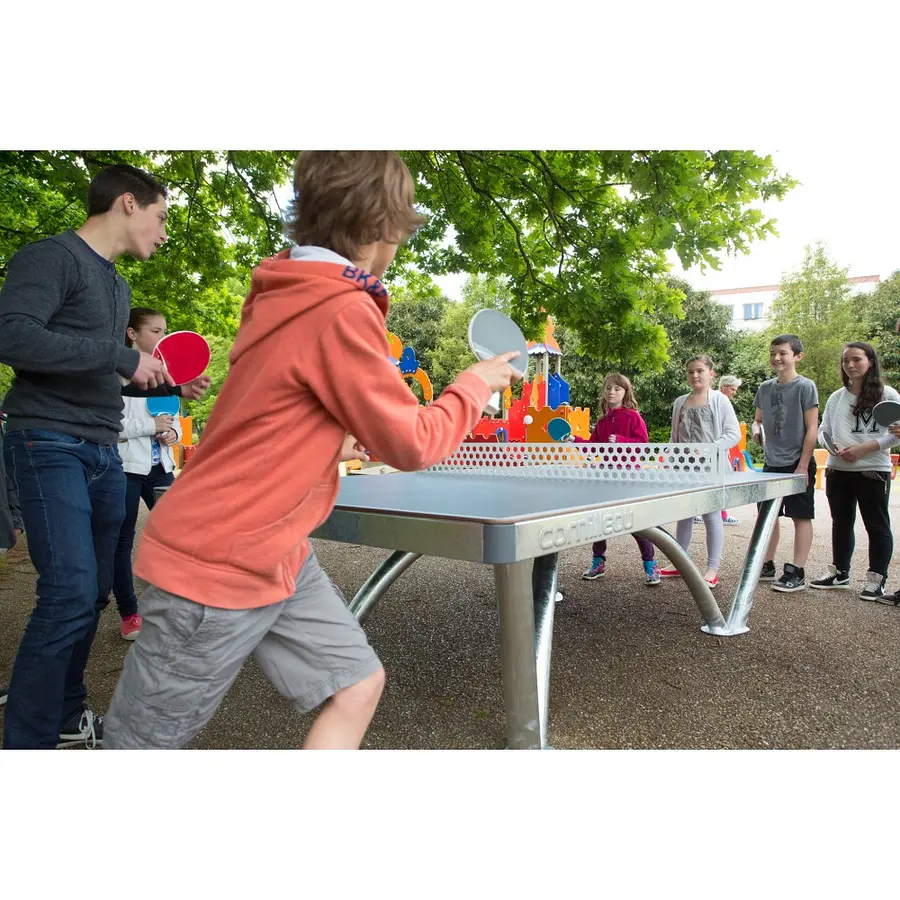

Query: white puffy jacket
left=118, top=394, right=182, bottom=476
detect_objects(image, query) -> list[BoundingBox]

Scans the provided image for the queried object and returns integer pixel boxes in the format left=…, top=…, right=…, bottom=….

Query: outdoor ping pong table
left=312, top=442, right=806, bottom=749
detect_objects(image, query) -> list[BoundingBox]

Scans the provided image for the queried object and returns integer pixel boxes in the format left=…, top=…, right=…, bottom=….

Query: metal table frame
left=313, top=471, right=805, bottom=750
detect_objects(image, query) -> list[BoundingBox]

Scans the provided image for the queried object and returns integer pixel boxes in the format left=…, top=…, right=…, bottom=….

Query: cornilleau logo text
left=538, top=509, right=634, bottom=550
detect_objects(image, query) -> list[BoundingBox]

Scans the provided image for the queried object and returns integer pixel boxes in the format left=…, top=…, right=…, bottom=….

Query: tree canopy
left=767, top=242, right=859, bottom=398
left=399, top=151, right=796, bottom=364
left=1, top=150, right=794, bottom=361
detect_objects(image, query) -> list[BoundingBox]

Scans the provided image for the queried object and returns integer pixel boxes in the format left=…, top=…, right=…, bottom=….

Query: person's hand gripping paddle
left=153, top=331, right=211, bottom=386
left=467, top=309, right=528, bottom=415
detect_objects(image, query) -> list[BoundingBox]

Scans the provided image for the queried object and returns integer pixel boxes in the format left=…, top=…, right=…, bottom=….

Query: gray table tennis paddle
left=821, top=430, right=839, bottom=455
left=468, top=309, right=529, bottom=415
left=873, top=399, right=900, bottom=427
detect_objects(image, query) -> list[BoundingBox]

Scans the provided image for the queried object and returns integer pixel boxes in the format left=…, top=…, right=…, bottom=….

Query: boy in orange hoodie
left=103, top=152, right=521, bottom=749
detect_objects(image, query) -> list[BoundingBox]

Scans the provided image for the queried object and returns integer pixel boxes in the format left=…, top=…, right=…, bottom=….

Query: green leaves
left=0, top=150, right=295, bottom=343
left=401, top=150, right=794, bottom=364
left=857, top=271, right=900, bottom=387
left=1, top=149, right=794, bottom=391
left=768, top=242, right=858, bottom=398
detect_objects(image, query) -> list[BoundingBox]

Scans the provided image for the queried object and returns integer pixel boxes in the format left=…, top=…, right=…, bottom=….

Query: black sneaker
left=772, top=563, right=806, bottom=593
left=758, top=560, right=777, bottom=581
left=809, top=566, right=851, bottom=590
left=58, top=705, right=103, bottom=749
left=874, top=588, right=900, bottom=608
left=0, top=684, right=7, bottom=707
left=860, top=572, right=886, bottom=601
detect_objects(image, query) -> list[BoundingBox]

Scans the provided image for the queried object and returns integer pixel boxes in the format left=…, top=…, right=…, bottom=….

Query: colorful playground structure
left=382, top=319, right=590, bottom=448
left=467, top=318, right=591, bottom=444
left=386, top=330, right=433, bottom=403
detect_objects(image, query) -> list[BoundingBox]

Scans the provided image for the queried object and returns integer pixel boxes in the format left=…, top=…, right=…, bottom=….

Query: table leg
left=348, top=551, right=422, bottom=624
left=532, top=554, right=559, bottom=749
left=716, top=497, right=780, bottom=635
left=494, top=560, right=542, bottom=749
left=636, top=527, right=727, bottom=632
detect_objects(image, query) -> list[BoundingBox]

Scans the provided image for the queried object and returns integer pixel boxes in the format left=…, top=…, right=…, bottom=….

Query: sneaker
left=643, top=561, right=661, bottom=586
left=809, top=566, right=851, bottom=590
left=0, top=684, right=7, bottom=707
left=692, top=516, right=703, bottom=524
left=860, top=572, right=886, bottom=601
left=58, top=705, right=103, bottom=749
left=772, top=563, right=806, bottom=593
left=758, top=560, right=777, bottom=581
left=582, top=556, right=606, bottom=580
left=659, top=568, right=681, bottom=578
left=874, top=588, right=900, bottom=607
left=120, top=613, right=142, bottom=641
left=704, top=574, right=720, bottom=588
left=722, top=515, right=740, bottom=526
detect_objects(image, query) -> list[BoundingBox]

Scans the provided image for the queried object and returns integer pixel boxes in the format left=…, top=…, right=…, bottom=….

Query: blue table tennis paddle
left=147, top=396, right=181, bottom=417
left=546, top=417, right=571, bottom=442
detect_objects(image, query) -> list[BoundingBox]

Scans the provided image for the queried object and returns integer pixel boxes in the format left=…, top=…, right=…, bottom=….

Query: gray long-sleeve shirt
left=0, top=229, right=141, bottom=444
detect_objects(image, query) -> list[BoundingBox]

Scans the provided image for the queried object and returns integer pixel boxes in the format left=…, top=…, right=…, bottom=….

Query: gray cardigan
left=670, top=389, right=741, bottom=446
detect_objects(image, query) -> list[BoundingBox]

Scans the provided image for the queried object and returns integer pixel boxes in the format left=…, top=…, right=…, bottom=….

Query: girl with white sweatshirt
left=810, top=342, right=898, bottom=602
left=113, top=308, right=182, bottom=640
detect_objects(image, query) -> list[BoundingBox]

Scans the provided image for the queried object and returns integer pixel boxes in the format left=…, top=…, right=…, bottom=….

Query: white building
left=709, top=274, right=881, bottom=331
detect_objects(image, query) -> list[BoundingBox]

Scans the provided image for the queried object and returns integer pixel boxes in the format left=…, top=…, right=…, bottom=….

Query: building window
left=743, top=302, right=763, bottom=320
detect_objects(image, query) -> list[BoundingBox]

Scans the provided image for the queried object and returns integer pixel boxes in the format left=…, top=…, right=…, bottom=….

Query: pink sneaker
left=120, top=614, right=142, bottom=641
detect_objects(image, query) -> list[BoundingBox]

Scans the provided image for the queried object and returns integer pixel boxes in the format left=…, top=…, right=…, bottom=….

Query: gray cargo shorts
left=104, top=549, right=382, bottom=749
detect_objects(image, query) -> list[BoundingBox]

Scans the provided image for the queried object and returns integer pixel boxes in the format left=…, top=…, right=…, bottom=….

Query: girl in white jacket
left=113, top=308, right=182, bottom=640
left=660, top=355, right=740, bottom=588
left=810, top=342, right=898, bottom=602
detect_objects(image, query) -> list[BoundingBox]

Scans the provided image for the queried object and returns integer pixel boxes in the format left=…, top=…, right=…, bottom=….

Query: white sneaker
left=722, top=515, right=740, bottom=526
left=860, top=572, right=886, bottom=601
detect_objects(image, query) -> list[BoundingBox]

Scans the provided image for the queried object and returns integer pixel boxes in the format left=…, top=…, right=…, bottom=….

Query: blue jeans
left=2, top=430, right=125, bottom=749
left=113, top=465, right=174, bottom=618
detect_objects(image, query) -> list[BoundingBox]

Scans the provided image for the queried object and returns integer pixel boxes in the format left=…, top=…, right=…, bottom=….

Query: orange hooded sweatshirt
left=135, top=251, right=492, bottom=609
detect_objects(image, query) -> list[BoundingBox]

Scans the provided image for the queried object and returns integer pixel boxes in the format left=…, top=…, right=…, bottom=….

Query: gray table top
left=331, top=469, right=798, bottom=526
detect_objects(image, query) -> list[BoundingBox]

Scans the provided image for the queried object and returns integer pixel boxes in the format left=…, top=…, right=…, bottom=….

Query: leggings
left=825, top=468, right=893, bottom=577
left=676, top=511, right=724, bottom=571
left=113, top=465, right=175, bottom=617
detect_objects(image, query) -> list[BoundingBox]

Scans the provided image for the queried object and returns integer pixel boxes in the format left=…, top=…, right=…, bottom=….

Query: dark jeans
left=825, top=468, right=893, bottom=577
left=113, top=465, right=174, bottom=617
left=593, top=536, right=655, bottom=562
left=2, top=430, right=125, bottom=749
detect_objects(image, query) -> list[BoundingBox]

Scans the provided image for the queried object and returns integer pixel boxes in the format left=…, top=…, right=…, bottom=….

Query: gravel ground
left=1, top=490, right=898, bottom=749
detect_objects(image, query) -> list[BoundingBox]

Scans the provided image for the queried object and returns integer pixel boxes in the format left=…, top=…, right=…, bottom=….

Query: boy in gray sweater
left=0, top=164, right=177, bottom=749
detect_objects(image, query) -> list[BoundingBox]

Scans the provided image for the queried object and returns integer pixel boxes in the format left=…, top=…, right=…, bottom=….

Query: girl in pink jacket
left=577, top=373, right=661, bottom=586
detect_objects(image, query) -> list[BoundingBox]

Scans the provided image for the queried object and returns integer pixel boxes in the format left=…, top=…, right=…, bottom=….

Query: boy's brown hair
left=87, top=164, right=167, bottom=217
left=597, top=372, right=639, bottom=418
left=287, top=152, right=426, bottom=261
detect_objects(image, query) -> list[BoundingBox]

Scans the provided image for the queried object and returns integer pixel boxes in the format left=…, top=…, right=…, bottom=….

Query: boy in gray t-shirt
left=752, top=334, right=819, bottom=592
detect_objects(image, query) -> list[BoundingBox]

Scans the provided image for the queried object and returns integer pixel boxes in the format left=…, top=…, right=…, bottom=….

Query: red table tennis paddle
left=153, top=331, right=210, bottom=385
